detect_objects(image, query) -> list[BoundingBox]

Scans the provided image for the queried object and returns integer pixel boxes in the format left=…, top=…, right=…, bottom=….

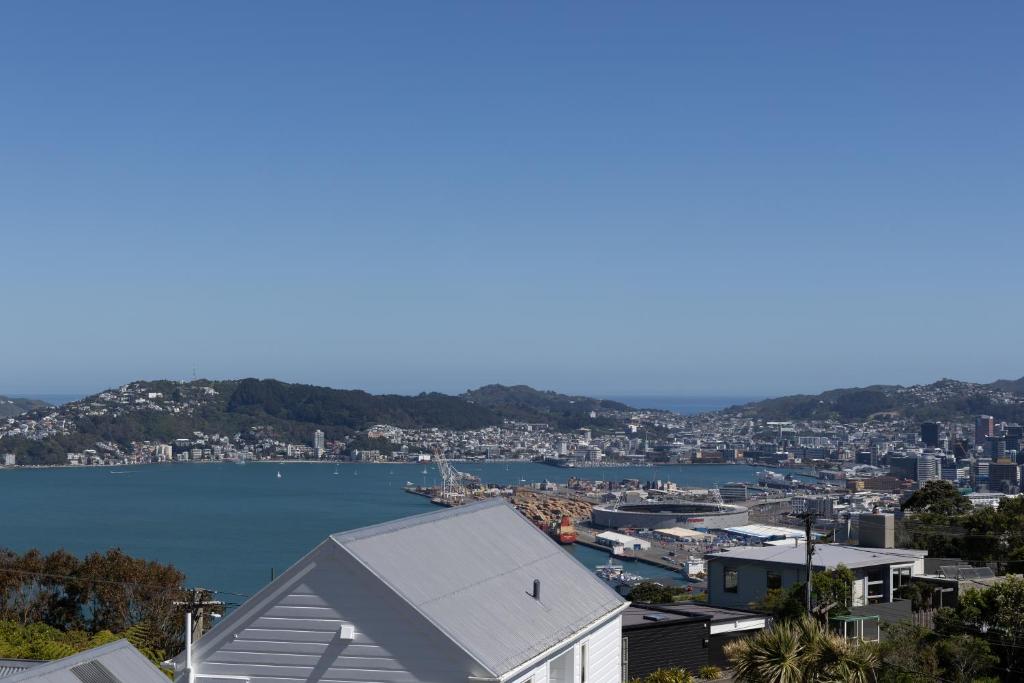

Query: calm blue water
left=0, top=462, right=764, bottom=599
left=603, top=395, right=763, bottom=415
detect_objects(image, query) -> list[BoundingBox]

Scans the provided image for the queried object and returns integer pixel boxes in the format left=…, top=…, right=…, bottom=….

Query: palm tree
left=725, top=616, right=878, bottom=683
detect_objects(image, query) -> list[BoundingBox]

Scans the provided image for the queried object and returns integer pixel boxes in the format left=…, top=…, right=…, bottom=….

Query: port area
left=573, top=526, right=697, bottom=575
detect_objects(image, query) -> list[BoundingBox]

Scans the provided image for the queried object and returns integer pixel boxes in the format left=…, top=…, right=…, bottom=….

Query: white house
left=172, top=499, right=628, bottom=683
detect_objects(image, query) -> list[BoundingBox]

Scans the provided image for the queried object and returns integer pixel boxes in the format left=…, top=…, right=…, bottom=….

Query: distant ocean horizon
left=602, top=395, right=764, bottom=415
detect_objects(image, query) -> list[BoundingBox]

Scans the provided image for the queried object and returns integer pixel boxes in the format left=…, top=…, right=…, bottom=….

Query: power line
left=0, top=565, right=249, bottom=599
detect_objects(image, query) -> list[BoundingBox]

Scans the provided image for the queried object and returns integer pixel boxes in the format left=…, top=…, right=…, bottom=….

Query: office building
left=989, top=460, right=1020, bottom=492
left=921, top=422, right=941, bottom=449
left=976, top=415, right=995, bottom=448
left=986, top=436, right=1007, bottom=460
left=916, top=454, right=940, bottom=485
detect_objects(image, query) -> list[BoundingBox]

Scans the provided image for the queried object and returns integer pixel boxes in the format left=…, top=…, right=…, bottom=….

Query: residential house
left=707, top=542, right=927, bottom=610
left=622, top=604, right=769, bottom=678
left=172, top=499, right=628, bottom=683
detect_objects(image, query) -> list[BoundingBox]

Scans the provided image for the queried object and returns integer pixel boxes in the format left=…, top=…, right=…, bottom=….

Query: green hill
left=5, top=379, right=634, bottom=464
left=724, top=377, right=1024, bottom=422
left=0, top=396, right=51, bottom=418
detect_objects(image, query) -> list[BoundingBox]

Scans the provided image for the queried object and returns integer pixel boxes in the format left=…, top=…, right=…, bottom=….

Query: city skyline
left=3, top=2, right=1022, bottom=396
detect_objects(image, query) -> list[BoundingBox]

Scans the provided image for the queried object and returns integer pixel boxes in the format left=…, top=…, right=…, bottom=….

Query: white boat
left=595, top=558, right=645, bottom=587
left=681, top=557, right=706, bottom=581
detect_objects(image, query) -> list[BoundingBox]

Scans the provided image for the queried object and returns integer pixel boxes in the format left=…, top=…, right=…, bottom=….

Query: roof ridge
left=330, top=497, right=506, bottom=544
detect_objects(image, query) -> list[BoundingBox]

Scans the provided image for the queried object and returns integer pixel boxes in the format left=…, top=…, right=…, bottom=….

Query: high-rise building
left=1005, top=424, right=1023, bottom=459
left=989, top=460, right=1020, bottom=492
left=976, top=415, right=995, bottom=448
left=921, top=422, right=941, bottom=449
left=986, top=436, right=1007, bottom=460
left=916, top=454, right=940, bottom=484
left=313, top=429, right=325, bottom=458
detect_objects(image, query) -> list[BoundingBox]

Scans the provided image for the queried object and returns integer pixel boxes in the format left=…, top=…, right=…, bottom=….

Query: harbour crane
left=432, top=449, right=469, bottom=503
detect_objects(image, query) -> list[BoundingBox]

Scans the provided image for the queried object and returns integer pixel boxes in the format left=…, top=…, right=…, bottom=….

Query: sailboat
left=333, top=464, right=340, bottom=475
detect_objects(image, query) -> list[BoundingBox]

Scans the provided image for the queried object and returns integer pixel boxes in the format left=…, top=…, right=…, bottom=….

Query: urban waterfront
left=1, top=461, right=775, bottom=599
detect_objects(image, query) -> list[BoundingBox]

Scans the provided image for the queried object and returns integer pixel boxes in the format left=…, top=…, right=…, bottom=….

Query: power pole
left=801, top=513, right=815, bottom=615
left=175, top=588, right=224, bottom=642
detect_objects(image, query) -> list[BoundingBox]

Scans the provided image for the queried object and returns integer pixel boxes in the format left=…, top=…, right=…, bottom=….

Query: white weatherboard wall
left=508, top=616, right=622, bottom=683
left=181, top=540, right=486, bottom=682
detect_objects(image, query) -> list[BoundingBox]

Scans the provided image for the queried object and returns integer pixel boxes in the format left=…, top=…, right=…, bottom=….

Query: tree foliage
left=902, top=480, right=973, bottom=516
left=725, top=615, right=877, bottom=683
left=0, top=547, right=185, bottom=656
left=628, top=581, right=679, bottom=604
left=933, top=575, right=1024, bottom=678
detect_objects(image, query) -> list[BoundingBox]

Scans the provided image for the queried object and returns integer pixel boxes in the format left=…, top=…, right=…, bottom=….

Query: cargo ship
left=551, top=515, right=577, bottom=544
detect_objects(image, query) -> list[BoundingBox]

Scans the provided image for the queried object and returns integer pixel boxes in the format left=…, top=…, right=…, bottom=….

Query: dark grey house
left=623, top=604, right=770, bottom=677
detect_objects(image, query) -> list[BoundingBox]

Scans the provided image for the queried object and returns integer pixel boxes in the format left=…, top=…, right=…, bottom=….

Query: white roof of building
left=723, top=524, right=809, bottom=540
left=708, top=543, right=927, bottom=570
left=596, top=531, right=648, bottom=545
left=654, top=527, right=711, bottom=540
left=1, top=640, right=167, bottom=682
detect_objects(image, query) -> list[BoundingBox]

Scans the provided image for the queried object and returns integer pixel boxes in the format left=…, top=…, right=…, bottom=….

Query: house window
left=767, top=571, right=782, bottom=590
left=892, top=566, right=912, bottom=597
left=724, top=567, right=739, bottom=593
left=581, top=642, right=588, bottom=683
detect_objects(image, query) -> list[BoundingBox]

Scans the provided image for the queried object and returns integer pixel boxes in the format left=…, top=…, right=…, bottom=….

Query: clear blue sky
left=2, top=2, right=1022, bottom=398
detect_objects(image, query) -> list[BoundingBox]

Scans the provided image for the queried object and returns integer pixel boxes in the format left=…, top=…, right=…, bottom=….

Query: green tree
left=810, top=564, right=854, bottom=618
left=876, top=622, right=941, bottom=683
left=901, top=480, right=972, bottom=517
left=934, top=574, right=1024, bottom=677
left=628, top=581, right=677, bottom=604
left=936, top=634, right=998, bottom=683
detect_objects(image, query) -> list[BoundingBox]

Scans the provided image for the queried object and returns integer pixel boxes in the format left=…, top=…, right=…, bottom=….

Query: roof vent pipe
left=532, top=579, right=541, bottom=601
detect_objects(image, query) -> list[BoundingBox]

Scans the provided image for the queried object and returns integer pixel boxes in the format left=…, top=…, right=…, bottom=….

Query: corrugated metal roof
left=707, top=543, right=926, bottom=569
left=0, top=640, right=167, bottom=683
left=0, top=660, right=39, bottom=679
left=331, top=498, right=627, bottom=677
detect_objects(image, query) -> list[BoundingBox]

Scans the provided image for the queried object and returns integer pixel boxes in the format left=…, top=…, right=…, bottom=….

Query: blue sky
left=2, top=2, right=1022, bottom=397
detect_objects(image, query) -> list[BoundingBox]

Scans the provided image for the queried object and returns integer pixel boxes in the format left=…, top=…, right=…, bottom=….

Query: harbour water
left=0, top=461, right=770, bottom=599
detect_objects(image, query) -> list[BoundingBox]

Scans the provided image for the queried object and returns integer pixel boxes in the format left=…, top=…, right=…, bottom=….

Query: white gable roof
left=329, top=499, right=626, bottom=676
left=176, top=499, right=627, bottom=680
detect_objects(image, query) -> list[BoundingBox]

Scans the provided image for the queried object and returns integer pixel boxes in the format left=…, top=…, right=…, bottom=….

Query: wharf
left=574, top=527, right=687, bottom=573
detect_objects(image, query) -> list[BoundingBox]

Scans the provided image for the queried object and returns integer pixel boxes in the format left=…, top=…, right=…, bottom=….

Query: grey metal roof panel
left=1, top=640, right=167, bottom=683
left=706, top=543, right=926, bottom=569
left=331, top=498, right=627, bottom=676
left=0, top=661, right=39, bottom=679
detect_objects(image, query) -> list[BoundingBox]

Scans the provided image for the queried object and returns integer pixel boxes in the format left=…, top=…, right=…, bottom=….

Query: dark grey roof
left=0, top=640, right=167, bottom=683
left=624, top=602, right=769, bottom=629
left=330, top=498, right=627, bottom=677
left=622, top=606, right=703, bottom=628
